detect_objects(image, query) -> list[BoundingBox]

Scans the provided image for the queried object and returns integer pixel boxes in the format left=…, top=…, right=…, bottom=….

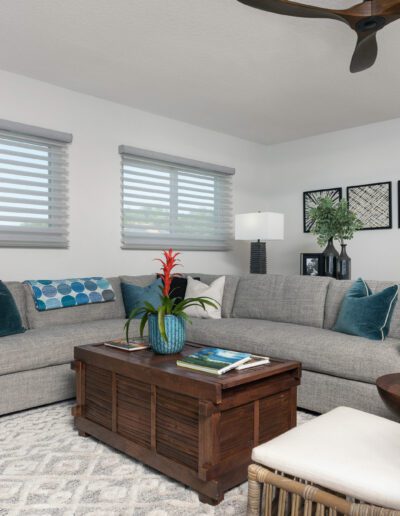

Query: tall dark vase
left=337, top=243, right=351, bottom=280
left=323, top=238, right=339, bottom=278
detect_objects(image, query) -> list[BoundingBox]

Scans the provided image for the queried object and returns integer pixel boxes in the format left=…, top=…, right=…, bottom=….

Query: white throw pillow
left=184, top=276, right=225, bottom=319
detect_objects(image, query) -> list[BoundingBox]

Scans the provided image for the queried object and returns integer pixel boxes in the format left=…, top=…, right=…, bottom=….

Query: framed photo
left=347, top=181, right=392, bottom=230
left=300, top=253, right=324, bottom=276
left=303, top=188, right=342, bottom=233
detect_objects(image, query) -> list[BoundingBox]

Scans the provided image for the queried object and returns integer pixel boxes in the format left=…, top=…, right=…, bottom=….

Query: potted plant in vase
left=310, top=198, right=362, bottom=279
left=309, top=197, right=339, bottom=277
left=334, top=199, right=363, bottom=280
left=124, top=249, right=218, bottom=354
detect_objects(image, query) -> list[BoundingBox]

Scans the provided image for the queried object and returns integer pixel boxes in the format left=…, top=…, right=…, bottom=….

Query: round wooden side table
left=376, top=373, right=400, bottom=417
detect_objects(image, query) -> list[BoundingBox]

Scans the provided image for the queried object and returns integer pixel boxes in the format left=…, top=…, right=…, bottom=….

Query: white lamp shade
left=235, top=212, right=284, bottom=241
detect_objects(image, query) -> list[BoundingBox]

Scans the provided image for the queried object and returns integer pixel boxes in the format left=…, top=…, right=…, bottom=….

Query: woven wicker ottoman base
left=247, top=407, right=400, bottom=516
left=247, top=464, right=400, bottom=516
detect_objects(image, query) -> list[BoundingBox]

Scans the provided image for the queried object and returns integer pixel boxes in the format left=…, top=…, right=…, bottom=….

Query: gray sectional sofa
left=1, top=273, right=399, bottom=420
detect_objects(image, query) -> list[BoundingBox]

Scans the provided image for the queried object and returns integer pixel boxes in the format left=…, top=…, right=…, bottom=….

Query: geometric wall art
left=303, top=187, right=342, bottom=233
left=398, top=181, right=400, bottom=228
left=346, top=182, right=392, bottom=230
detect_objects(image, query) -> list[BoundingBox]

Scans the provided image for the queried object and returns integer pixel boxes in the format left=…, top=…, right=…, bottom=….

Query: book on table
left=176, top=347, right=251, bottom=375
left=235, top=354, right=270, bottom=370
left=104, top=338, right=149, bottom=352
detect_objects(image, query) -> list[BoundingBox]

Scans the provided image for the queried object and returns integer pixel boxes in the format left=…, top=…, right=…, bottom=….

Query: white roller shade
left=119, top=147, right=234, bottom=251
left=0, top=122, right=71, bottom=248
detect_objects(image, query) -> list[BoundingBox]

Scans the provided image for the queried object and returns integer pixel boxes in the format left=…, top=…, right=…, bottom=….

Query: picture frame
left=300, top=253, right=324, bottom=276
left=303, top=187, right=342, bottom=233
left=347, top=181, right=392, bottom=230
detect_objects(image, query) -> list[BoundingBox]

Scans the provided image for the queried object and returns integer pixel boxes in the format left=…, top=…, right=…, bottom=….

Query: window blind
left=119, top=146, right=235, bottom=251
left=0, top=120, right=72, bottom=248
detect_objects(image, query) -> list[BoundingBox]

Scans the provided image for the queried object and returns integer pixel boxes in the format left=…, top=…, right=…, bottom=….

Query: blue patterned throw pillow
left=24, top=277, right=115, bottom=311
left=333, top=278, right=399, bottom=341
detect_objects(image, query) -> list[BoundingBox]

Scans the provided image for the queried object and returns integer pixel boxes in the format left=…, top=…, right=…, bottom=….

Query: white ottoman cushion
left=252, top=406, right=400, bottom=510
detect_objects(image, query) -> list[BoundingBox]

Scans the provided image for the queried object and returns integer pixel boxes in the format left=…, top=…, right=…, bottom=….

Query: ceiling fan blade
left=350, top=31, right=378, bottom=72
left=236, top=0, right=348, bottom=23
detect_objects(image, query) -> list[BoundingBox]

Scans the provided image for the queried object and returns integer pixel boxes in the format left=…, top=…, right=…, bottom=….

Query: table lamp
left=235, top=211, right=284, bottom=274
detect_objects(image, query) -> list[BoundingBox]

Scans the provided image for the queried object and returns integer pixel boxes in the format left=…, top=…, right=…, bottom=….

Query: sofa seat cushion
left=185, top=318, right=400, bottom=384
left=0, top=318, right=141, bottom=376
left=252, top=407, right=400, bottom=510
left=232, top=275, right=331, bottom=328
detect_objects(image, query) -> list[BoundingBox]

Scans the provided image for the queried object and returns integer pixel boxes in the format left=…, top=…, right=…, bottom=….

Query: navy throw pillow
left=121, top=278, right=163, bottom=318
left=156, top=275, right=200, bottom=304
left=0, top=281, right=26, bottom=337
left=333, top=278, right=399, bottom=341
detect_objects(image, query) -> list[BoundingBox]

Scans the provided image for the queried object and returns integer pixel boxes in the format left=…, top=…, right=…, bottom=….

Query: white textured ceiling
left=0, top=0, right=399, bottom=144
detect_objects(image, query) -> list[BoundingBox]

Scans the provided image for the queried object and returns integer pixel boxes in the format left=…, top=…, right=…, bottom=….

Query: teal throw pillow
left=121, top=278, right=162, bottom=318
left=0, top=281, right=26, bottom=337
left=333, top=278, right=399, bottom=341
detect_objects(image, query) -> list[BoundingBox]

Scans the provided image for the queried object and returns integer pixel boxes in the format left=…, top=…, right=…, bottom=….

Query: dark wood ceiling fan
left=237, top=0, right=400, bottom=72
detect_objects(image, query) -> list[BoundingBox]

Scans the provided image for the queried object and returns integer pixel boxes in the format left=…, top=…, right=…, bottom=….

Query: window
left=119, top=146, right=235, bottom=250
left=0, top=120, right=72, bottom=248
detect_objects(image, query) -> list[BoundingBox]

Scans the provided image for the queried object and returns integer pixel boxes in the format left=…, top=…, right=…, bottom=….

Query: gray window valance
left=0, top=120, right=71, bottom=248
left=119, top=146, right=235, bottom=251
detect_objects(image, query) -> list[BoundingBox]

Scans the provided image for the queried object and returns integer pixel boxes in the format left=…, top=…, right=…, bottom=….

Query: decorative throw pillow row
left=121, top=276, right=225, bottom=320
left=121, top=275, right=200, bottom=318
left=333, top=278, right=399, bottom=341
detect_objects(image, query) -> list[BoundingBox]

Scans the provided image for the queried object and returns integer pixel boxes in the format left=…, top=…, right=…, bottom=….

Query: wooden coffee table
left=71, top=342, right=301, bottom=505
left=376, top=373, right=400, bottom=417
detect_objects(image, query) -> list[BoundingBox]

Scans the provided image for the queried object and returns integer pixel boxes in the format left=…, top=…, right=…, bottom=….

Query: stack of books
left=176, top=347, right=270, bottom=375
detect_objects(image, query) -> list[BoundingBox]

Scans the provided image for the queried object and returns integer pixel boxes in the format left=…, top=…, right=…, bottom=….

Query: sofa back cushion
left=186, top=273, right=240, bottom=318
left=119, top=274, right=157, bottom=288
left=25, top=277, right=125, bottom=329
left=232, top=274, right=331, bottom=328
left=5, top=281, right=28, bottom=328
left=324, top=279, right=400, bottom=339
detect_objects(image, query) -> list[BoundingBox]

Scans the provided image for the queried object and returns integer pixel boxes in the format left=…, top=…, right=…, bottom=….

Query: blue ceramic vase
left=148, top=314, right=186, bottom=354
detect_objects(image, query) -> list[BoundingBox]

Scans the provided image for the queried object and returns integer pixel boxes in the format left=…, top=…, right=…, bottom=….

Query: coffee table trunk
left=72, top=343, right=301, bottom=505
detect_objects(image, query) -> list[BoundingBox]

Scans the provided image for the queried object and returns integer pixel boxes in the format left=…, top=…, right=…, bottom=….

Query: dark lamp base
left=250, top=241, right=266, bottom=274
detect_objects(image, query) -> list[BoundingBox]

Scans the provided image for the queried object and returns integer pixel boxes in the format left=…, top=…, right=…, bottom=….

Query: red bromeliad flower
left=155, top=249, right=181, bottom=297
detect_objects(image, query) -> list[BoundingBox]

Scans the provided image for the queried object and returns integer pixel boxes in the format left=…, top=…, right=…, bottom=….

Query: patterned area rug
left=0, top=402, right=315, bottom=515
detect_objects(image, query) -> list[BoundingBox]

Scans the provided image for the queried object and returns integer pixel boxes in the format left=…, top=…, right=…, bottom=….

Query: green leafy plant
left=334, top=199, right=363, bottom=244
left=309, top=197, right=338, bottom=247
left=124, top=249, right=218, bottom=343
left=309, top=197, right=362, bottom=247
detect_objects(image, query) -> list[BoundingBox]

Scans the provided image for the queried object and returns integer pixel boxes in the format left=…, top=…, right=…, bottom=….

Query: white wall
left=0, top=70, right=273, bottom=281
left=3, top=69, right=400, bottom=282
left=264, top=119, right=400, bottom=280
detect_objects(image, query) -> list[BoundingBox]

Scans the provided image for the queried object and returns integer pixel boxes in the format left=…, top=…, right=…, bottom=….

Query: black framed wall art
left=300, top=253, right=324, bottom=276
left=398, top=181, right=400, bottom=228
left=347, top=181, right=392, bottom=230
left=303, top=187, right=342, bottom=233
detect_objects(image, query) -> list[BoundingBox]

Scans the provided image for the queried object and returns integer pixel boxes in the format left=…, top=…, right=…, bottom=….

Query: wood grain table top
left=376, top=373, right=400, bottom=417
left=75, top=341, right=301, bottom=389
